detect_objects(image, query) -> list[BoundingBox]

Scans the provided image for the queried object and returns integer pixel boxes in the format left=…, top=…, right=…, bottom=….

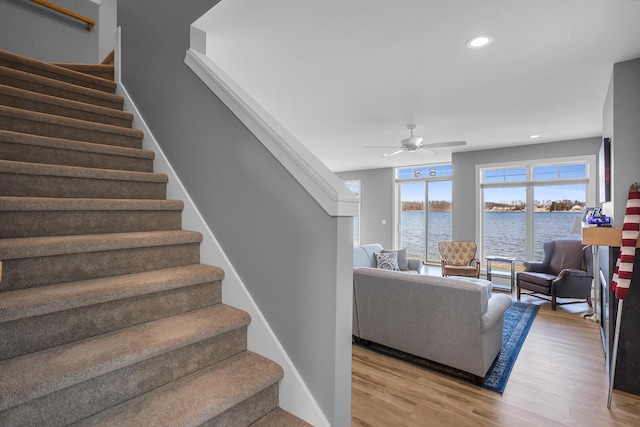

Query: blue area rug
left=482, top=302, right=539, bottom=393
left=354, top=302, right=538, bottom=393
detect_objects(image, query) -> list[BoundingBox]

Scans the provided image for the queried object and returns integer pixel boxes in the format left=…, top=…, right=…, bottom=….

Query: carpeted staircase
left=0, top=49, right=311, bottom=426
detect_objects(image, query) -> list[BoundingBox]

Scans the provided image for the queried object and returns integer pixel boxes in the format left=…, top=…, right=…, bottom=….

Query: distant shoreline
left=403, top=208, right=583, bottom=212
left=402, top=200, right=584, bottom=213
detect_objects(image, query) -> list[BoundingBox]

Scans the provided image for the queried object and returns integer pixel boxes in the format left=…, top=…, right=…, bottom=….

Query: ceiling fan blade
left=417, top=147, right=438, bottom=155
left=382, top=149, right=404, bottom=158
left=364, top=146, right=405, bottom=149
left=420, top=140, right=467, bottom=149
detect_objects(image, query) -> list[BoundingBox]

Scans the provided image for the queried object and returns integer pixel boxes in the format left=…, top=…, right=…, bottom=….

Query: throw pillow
left=374, top=251, right=399, bottom=271
left=382, top=248, right=409, bottom=271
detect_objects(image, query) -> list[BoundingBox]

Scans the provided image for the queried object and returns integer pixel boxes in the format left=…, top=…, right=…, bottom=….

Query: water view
left=401, top=210, right=583, bottom=267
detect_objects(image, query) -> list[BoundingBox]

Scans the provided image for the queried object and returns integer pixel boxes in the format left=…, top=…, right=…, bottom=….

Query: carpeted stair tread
left=0, top=159, right=166, bottom=183
left=0, top=84, right=133, bottom=127
left=0, top=105, right=143, bottom=148
left=0, top=50, right=292, bottom=424
left=0, top=196, right=183, bottom=212
left=0, top=230, right=202, bottom=260
left=52, top=63, right=114, bottom=81
left=0, top=305, right=250, bottom=412
left=0, top=66, right=123, bottom=110
left=0, top=159, right=167, bottom=199
left=74, top=351, right=283, bottom=427
left=0, top=130, right=152, bottom=159
left=0, top=50, right=116, bottom=93
left=0, top=130, right=154, bottom=172
left=250, top=408, right=313, bottom=427
left=0, top=196, right=184, bottom=238
left=0, top=264, right=223, bottom=323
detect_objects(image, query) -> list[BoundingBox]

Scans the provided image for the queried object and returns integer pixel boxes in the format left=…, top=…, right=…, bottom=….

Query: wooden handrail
left=31, top=0, right=95, bottom=31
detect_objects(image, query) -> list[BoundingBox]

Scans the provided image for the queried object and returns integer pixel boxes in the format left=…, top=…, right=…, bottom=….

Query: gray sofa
left=352, top=244, right=513, bottom=382
left=353, top=243, right=423, bottom=273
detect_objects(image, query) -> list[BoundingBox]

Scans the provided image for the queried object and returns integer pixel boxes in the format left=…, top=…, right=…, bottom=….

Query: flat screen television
left=599, top=137, right=611, bottom=203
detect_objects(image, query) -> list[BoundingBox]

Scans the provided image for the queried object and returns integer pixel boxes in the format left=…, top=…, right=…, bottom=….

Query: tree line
left=402, top=199, right=585, bottom=212
left=402, top=200, right=451, bottom=211
left=484, top=199, right=584, bottom=211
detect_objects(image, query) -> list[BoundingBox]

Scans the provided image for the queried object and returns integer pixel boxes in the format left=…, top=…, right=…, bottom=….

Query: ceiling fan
left=366, top=125, right=466, bottom=158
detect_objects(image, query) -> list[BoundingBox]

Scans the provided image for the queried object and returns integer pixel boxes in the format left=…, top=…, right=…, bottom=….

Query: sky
left=399, top=164, right=587, bottom=204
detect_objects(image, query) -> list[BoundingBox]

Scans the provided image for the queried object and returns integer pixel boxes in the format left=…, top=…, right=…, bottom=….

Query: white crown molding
left=184, top=48, right=359, bottom=218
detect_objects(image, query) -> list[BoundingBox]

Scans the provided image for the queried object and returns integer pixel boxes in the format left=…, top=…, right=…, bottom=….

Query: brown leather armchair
left=438, top=241, right=480, bottom=278
left=516, top=240, right=593, bottom=310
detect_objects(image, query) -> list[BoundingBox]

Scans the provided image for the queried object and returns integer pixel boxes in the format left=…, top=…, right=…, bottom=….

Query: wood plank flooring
left=352, top=293, right=640, bottom=426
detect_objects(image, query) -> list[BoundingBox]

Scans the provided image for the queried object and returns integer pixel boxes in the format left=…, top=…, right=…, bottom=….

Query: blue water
left=401, top=210, right=583, bottom=265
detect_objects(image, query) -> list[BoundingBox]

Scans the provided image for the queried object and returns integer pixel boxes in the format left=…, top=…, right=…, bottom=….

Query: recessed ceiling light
left=466, top=35, right=493, bottom=48
left=530, top=134, right=540, bottom=139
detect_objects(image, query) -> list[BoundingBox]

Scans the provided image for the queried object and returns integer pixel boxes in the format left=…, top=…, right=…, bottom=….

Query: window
left=344, top=180, right=361, bottom=246
left=479, top=158, right=594, bottom=270
left=396, top=164, right=452, bottom=262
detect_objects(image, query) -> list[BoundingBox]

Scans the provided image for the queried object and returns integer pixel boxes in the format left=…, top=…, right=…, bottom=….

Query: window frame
left=343, top=180, right=361, bottom=246
left=475, top=155, right=596, bottom=263
left=394, top=163, right=453, bottom=261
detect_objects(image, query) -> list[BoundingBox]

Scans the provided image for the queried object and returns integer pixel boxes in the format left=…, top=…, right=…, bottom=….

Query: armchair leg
left=587, top=297, right=593, bottom=307
left=516, top=283, right=521, bottom=301
left=551, top=296, right=557, bottom=311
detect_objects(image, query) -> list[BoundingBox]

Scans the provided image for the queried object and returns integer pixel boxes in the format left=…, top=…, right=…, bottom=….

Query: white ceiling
left=198, top=0, right=640, bottom=172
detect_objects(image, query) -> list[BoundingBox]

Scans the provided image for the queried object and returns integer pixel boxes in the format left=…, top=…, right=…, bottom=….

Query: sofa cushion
left=517, top=271, right=556, bottom=287
left=374, top=251, right=399, bottom=271
left=382, top=248, right=409, bottom=271
left=450, top=276, right=493, bottom=298
left=444, top=265, right=478, bottom=276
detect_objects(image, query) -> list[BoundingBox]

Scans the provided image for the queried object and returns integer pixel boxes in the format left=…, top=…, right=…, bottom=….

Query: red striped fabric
left=611, top=188, right=640, bottom=300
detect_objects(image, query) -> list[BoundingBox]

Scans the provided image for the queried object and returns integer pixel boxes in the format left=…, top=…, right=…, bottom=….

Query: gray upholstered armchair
left=516, top=240, right=593, bottom=310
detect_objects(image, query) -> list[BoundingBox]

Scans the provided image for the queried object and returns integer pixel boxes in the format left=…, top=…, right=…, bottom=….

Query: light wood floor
left=352, top=292, right=640, bottom=426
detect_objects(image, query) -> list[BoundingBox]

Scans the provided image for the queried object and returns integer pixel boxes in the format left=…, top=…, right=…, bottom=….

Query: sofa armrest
left=481, top=294, right=513, bottom=332
left=407, top=258, right=423, bottom=273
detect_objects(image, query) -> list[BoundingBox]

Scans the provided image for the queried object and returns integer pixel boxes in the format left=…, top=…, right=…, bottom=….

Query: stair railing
left=30, top=0, right=95, bottom=31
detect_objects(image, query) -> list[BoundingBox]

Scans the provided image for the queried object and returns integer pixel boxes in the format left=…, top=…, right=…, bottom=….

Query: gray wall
left=452, top=137, right=602, bottom=241
left=337, top=168, right=394, bottom=248
left=339, top=138, right=602, bottom=253
left=0, top=0, right=99, bottom=63
left=611, top=58, right=640, bottom=226
left=98, top=0, right=117, bottom=61
left=118, top=1, right=351, bottom=424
